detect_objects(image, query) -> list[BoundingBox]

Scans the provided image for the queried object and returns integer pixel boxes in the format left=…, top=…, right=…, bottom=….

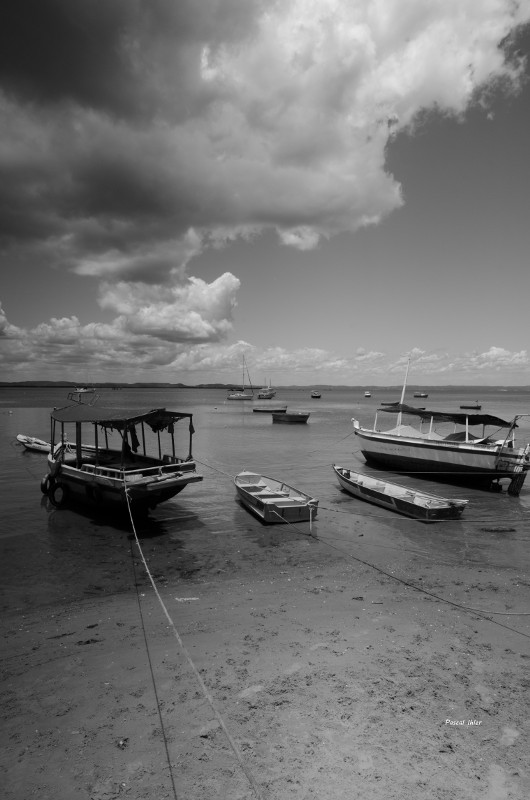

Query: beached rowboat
left=333, top=465, right=468, bottom=521
left=234, top=471, right=318, bottom=524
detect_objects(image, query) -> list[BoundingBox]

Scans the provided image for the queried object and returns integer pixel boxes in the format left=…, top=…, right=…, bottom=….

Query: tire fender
left=40, top=474, right=55, bottom=495
left=49, top=482, right=68, bottom=508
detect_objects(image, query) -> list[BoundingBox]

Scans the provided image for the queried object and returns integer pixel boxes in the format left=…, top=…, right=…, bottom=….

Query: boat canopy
left=377, top=403, right=515, bottom=428
left=51, top=405, right=193, bottom=431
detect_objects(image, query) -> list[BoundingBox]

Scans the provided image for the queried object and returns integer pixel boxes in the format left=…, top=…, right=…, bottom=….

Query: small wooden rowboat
left=234, top=471, right=318, bottom=524
left=17, top=434, right=51, bottom=453
left=252, top=405, right=287, bottom=413
left=333, top=465, right=468, bottom=521
left=272, top=411, right=310, bottom=424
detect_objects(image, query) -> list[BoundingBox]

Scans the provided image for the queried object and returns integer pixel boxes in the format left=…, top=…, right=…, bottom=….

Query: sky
left=1, top=0, right=530, bottom=387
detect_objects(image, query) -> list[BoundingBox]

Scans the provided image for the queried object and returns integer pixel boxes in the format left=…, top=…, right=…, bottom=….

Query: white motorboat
left=352, top=360, right=529, bottom=495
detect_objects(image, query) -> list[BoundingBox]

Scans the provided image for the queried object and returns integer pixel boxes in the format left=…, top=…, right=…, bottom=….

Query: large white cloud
left=2, top=0, right=529, bottom=266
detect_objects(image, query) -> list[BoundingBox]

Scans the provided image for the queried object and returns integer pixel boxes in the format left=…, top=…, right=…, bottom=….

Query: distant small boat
left=272, top=411, right=310, bottom=424
left=460, top=403, right=482, bottom=410
left=364, top=391, right=371, bottom=398
left=333, top=465, right=468, bottom=521
left=380, top=401, right=400, bottom=406
left=17, top=434, right=51, bottom=453
left=68, top=388, right=99, bottom=404
left=253, top=405, right=287, bottom=413
left=413, top=392, right=428, bottom=398
left=234, top=471, right=318, bottom=524
left=310, top=390, right=321, bottom=398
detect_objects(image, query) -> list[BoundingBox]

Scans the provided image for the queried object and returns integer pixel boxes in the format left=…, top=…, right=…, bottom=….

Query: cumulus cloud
left=2, top=0, right=529, bottom=268
left=99, top=272, right=240, bottom=342
left=1, top=296, right=529, bottom=384
left=455, top=346, right=529, bottom=371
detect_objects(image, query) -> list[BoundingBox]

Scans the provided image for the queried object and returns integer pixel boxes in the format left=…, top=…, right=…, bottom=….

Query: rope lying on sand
left=125, top=487, right=266, bottom=800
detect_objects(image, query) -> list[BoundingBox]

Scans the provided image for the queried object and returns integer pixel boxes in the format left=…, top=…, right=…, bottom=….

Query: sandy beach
left=2, top=500, right=529, bottom=800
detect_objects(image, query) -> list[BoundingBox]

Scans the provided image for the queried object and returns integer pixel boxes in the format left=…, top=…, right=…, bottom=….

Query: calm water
left=1, top=385, right=530, bottom=614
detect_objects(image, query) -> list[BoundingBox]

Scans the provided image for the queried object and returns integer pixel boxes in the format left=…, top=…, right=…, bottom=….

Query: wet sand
left=2, top=484, right=530, bottom=800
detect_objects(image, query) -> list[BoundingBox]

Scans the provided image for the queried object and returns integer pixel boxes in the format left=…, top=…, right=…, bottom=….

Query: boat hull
left=45, top=460, right=202, bottom=513
left=272, top=412, right=309, bottom=424
left=333, top=465, right=467, bottom=521
left=234, top=472, right=318, bottom=524
left=17, top=434, right=51, bottom=453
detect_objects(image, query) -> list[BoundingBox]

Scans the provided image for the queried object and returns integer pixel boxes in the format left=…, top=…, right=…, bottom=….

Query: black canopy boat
left=42, top=404, right=202, bottom=512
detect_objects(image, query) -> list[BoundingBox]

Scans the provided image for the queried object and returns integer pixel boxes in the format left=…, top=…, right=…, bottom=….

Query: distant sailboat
left=227, top=356, right=254, bottom=400
left=257, top=378, right=276, bottom=399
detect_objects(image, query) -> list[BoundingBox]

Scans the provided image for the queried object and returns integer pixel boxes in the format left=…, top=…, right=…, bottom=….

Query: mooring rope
left=310, top=534, right=530, bottom=636
left=124, top=487, right=266, bottom=800
left=128, top=536, right=180, bottom=800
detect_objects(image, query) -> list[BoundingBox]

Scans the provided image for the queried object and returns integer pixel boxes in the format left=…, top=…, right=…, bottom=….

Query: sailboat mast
left=397, top=357, right=411, bottom=428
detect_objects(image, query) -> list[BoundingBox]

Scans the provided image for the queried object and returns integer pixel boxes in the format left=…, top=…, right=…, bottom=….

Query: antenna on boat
left=397, top=356, right=411, bottom=428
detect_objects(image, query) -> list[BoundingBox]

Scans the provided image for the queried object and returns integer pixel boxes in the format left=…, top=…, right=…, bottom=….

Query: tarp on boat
left=377, top=403, right=515, bottom=428
left=51, top=405, right=193, bottom=431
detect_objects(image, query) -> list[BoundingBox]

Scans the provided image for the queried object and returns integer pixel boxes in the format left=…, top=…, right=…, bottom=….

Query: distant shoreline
left=1, top=382, right=529, bottom=391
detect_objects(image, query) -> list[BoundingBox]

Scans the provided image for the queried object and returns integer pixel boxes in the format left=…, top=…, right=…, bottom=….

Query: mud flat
left=1, top=503, right=530, bottom=800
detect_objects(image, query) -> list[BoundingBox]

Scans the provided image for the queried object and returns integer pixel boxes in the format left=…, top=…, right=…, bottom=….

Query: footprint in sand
left=239, top=685, right=264, bottom=699
left=485, top=764, right=510, bottom=799
left=499, top=726, right=519, bottom=746
left=475, top=683, right=493, bottom=706
left=357, top=751, right=374, bottom=770
left=284, top=662, right=302, bottom=675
